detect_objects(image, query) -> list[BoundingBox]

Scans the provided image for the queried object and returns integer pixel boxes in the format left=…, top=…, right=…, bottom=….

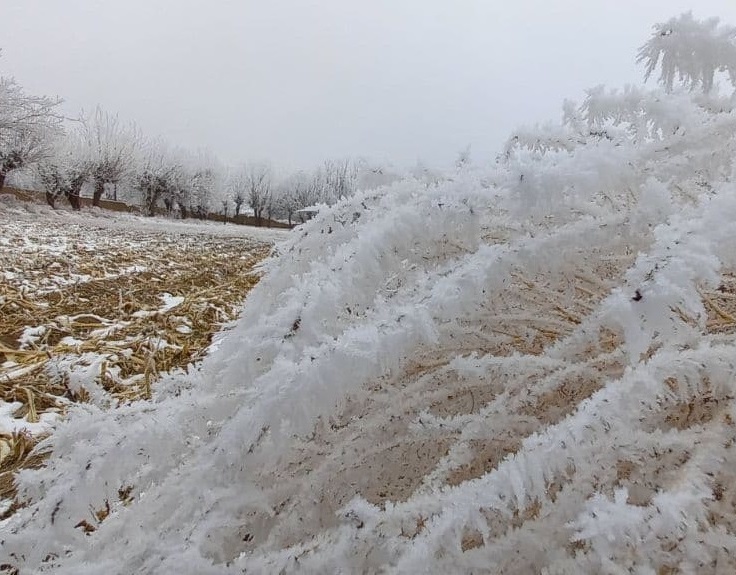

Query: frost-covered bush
left=5, top=12, right=736, bottom=574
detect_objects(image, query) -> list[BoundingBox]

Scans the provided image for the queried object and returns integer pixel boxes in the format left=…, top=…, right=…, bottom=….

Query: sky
left=4, top=1, right=736, bottom=170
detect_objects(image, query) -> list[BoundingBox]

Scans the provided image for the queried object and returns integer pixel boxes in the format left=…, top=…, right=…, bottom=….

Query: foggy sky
left=4, top=1, right=736, bottom=170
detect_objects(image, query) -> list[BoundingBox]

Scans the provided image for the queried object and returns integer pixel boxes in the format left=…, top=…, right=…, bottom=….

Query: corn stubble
left=0, top=221, right=269, bottom=508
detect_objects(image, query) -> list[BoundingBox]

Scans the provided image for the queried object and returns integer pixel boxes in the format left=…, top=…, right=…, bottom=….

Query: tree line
left=0, top=68, right=404, bottom=226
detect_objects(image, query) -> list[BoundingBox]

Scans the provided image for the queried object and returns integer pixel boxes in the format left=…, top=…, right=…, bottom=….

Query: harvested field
left=0, top=198, right=282, bottom=509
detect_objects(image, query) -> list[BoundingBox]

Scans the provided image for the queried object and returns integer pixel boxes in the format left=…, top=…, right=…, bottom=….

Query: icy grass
left=7, top=62, right=736, bottom=575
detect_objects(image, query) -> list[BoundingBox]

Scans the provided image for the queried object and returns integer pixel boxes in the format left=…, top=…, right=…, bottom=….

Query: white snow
left=0, top=402, right=60, bottom=435
left=5, top=13, right=736, bottom=575
left=17, top=325, right=46, bottom=349
left=131, top=293, right=185, bottom=319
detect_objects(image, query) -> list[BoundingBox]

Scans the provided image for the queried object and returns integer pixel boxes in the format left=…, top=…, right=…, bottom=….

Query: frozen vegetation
left=4, top=12, right=736, bottom=574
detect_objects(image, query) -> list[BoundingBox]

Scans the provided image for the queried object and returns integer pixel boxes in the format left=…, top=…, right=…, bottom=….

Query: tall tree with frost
left=134, top=140, right=179, bottom=216
left=168, top=162, right=192, bottom=218
left=227, top=166, right=248, bottom=218
left=0, top=74, right=62, bottom=190
left=247, top=162, right=271, bottom=226
left=322, top=158, right=357, bottom=203
left=36, top=134, right=88, bottom=210
left=187, top=151, right=222, bottom=219
left=189, top=167, right=216, bottom=219
left=275, top=171, right=310, bottom=225
left=78, top=106, right=139, bottom=206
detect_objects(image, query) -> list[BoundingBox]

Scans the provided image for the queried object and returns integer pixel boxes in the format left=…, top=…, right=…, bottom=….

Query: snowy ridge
left=7, top=18, right=736, bottom=572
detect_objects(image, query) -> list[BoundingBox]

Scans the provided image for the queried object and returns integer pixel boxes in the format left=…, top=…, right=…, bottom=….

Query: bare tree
left=169, top=163, right=191, bottom=218
left=189, top=167, right=217, bottom=219
left=78, top=106, right=139, bottom=206
left=233, top=191, right=246, bottom=217
left=221, top=197, right=229, bottom=224
left=36, top=136, right=88, bottom=210
left=265, top=187, right=277, bottom=225
left=135, top=141, right=179, bottom=216
left=174, top=150, right=222, bottom=219
left=0, top=75, right=62, bottom=190
left=227, top=166, right=248, bottom=218
left=322, top=158, right=357, bottom=204
left=276, top=171, right=318, bottom=225
left=273, top=178, right=295, bottom=226
left=247, top=163, right=271, bottom=226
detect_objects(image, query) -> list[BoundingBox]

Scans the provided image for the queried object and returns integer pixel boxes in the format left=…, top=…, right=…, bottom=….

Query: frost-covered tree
left=226, top=166, right=249, bottom=218
left=134, top=140, right=179, bottom=216
left=78, top=106, right=139, bottom=206
left=322, top=158, right=357, bottom=203
left=35, top=134, right=88, bottom=210
left=162, top=162, right=191, bottom=218
left=189, top=167, right=216, bottom=219
left=264, top=186, right=277, bottom=224
left=220, top=197, right=229, bottom=222
left=274, top=172, right=309, bottom=225
left=246, top=162, right=271, bottom=226
left=638, top=12, right=736, bottom=93
left=182, top=150, right=223, bottom=219
left=0, top=74, right=62, bottom=190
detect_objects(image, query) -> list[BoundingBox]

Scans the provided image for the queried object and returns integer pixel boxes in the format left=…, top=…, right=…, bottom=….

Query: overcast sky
left=4, top=1, right=736, bottom=170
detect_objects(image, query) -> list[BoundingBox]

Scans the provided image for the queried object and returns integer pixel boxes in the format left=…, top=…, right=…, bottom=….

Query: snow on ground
left=0, top=201, right=278, bottom=507
left=0, top=194, right=289, bottom=243
left=6, top=26, right=736, bottom=571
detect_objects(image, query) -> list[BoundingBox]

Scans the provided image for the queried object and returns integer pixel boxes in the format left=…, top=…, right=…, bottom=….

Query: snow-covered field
left=0, top=197, right=281, bottom=514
